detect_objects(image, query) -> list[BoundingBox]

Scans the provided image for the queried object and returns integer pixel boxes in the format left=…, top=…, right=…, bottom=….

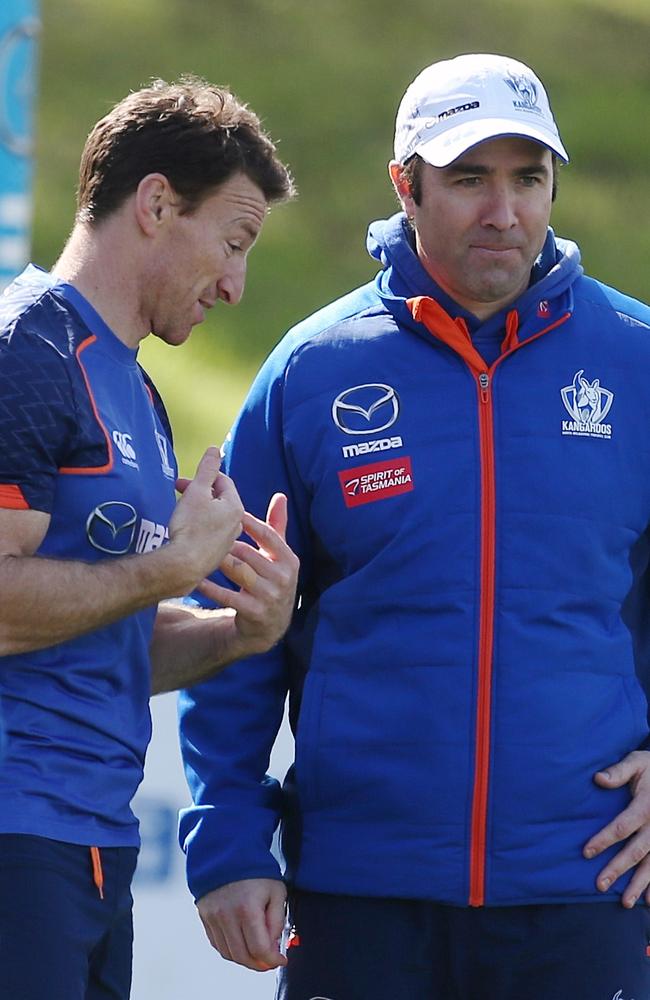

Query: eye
left=518, top=174, right=543, bottom=187
left=455, top=176, right=483, bottom=187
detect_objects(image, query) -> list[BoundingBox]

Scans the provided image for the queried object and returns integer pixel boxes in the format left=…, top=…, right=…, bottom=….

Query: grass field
left=35, top=0, right=650, bottom=470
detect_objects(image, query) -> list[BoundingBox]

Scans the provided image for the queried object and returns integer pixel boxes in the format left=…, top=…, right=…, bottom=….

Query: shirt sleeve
left=0, top=325, right=80, bottom=513
left=179, top=343, right=309, bottom=901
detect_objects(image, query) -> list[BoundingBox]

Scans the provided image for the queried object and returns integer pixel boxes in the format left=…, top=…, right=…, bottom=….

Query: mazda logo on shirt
left=86, top=501, right=138, bottom=555
left=331, top=383, right=400, bottom=435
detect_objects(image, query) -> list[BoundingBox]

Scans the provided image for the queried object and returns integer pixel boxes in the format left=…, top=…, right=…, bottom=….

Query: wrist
left=141, top=542, right=205, bottom=602
left=214, top=610, right=252, bottom=664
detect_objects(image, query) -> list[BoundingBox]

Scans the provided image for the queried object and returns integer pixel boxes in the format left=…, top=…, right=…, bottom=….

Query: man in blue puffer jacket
left=179, top=54, right=650, bottom=999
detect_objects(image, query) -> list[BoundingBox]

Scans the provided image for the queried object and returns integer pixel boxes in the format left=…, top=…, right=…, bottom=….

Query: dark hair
left=400, top=150, right=560, bottom=204
left=77, top=76, right=295, bottom=224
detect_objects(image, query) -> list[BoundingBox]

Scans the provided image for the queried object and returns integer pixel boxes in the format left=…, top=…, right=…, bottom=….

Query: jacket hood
left=366, top=212, right=583, bottom=340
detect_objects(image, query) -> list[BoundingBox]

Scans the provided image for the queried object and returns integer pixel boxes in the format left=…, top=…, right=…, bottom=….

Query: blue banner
left=0, top=0, right=39, bottom=290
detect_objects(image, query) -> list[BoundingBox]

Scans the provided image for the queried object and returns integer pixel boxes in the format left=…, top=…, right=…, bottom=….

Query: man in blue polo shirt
left=0, top=76, right=298, bottom=1000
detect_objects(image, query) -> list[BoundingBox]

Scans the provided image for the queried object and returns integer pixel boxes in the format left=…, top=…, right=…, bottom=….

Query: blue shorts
left=0, top=834, right=138, bottom=1000
left=277, top=890, right=650, bottom=1000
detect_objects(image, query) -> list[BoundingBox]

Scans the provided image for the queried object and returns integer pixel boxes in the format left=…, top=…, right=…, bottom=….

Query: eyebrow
left=445, top=162, right=550, bottom=177
left=239, top=221, right=262, bottom=242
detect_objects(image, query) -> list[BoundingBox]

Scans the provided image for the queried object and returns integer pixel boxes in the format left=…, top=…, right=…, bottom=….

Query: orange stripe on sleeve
left=0, top=484, right=30, bottom=509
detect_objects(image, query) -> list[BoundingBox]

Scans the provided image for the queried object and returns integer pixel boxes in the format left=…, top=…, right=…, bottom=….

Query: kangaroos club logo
left=504, top=73, right=541, bottom=114
left=560, top=369, right=613, bottom=439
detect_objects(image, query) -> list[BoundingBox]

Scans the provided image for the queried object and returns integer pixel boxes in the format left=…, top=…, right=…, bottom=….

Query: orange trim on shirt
left=0, top=483, right=30, bottom=509
left=59, top=336, right=114, bottom=475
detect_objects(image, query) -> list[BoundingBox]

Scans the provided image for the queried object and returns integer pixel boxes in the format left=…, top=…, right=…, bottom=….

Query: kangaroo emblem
left=575, top=371, right=602, bottom=422
left=560, top=369, right=614, bottom=426
left=505, top=73, right=538, bottom=108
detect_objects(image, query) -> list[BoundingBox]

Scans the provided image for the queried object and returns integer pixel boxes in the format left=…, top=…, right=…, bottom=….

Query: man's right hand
left=197, top=878, right=288, bottom=971
left=169, top=446, right=244, bottom=592
left=0, top=447, right=244, bottom=656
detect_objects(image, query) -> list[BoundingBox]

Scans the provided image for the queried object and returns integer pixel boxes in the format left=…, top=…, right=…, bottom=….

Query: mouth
left=471, top=244, right=520, bottom=254
left=191, top=298, right=216, bottom=326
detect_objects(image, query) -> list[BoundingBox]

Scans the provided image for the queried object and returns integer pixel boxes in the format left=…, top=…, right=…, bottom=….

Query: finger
left=240, top=912, right=286, bottom=971
left=241, top=510, right=295, bottom=559
left=219, top=920, right=262, bottom=970
left=212, top=908, right=280, bottom=972
left=175, top=477, right=191, bottom=494
left=200, top=912, right=232, bottom=959
left=211, top=926, right=232, bottom=961
left=621, top=855, right=650, bottom=908
left=228, top=538, right=293, bottom=580
left=220, top=552, right=257, bottom=591
left=211, top=470, right=242, bottom=503
left=584, top=803, right=647, bottom=857
left=591, top=826, right=650, bottom=890
left=266, top=493, right=288, bottom=540
left=196, top=578, right=256, bottom=611
left=266, top=890, right=289, bottom=951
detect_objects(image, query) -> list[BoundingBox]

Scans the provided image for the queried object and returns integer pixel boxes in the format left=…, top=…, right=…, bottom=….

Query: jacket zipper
left=469, top=370, right=496, bottom=906
left=405, top=296, right=571, bottom=906
left=467, top=317, right=570, bottom=903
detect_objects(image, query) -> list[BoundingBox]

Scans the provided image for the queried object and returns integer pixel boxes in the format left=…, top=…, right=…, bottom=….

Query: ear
left=134, top=173, right=176, bottom=237
left=388, top=160, right=416, bottom=216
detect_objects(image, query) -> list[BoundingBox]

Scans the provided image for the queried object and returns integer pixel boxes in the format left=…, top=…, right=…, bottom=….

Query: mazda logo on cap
left=332, top=383, right=399, bottom=435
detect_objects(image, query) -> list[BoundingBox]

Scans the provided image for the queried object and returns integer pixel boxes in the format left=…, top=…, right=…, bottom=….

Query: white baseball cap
left=394, top=53, right=569, bottom=167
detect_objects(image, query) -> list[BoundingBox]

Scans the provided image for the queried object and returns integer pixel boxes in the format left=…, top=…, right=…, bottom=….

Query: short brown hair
left=77, top=76, right=295, bottom=223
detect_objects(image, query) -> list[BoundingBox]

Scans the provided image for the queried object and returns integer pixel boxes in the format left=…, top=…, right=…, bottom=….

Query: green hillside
left=35, top=0, right=650, bottom=472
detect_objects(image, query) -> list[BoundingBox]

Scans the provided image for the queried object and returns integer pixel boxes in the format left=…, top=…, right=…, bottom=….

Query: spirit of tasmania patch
left=338, top=457, right=414, bottom=508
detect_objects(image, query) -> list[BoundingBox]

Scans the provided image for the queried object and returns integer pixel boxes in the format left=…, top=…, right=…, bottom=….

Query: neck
left=53, top=221, right=148, bottom=349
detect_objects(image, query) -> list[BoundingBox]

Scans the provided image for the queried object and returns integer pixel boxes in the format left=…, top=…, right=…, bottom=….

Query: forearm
left=150, top=601, right=250, bottom=695
left=0, top=545, right=199, bottom=656
left=0, top=448, right=246, bottom=658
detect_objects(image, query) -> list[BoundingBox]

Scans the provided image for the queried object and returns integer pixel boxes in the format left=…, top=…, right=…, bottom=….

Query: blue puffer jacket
left=180, top=214, right=650, bottom=907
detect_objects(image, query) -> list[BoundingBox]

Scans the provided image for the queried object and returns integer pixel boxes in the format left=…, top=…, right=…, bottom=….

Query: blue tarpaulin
left=0, top=0, right=39, bottom=290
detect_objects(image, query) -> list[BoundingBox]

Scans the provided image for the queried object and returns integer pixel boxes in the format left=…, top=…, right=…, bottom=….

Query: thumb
left=190, top=446, right=222, bottom=492
left=594, top=753, right=637, bottom=788
left=266, top=892, right=287, bottom=943
left=266, top=493, right=288, bottom=540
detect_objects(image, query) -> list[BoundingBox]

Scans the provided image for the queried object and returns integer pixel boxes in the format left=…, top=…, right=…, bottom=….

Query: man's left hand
left=197, top=493, right=299, bottom=657
left=583, top=749, right=650, bottom=907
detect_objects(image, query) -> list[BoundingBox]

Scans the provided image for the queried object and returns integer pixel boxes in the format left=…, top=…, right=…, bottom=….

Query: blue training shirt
left=0, top=265, right=177, bottom=847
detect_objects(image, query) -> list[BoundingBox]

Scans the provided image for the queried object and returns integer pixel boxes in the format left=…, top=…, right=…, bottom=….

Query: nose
left=480, top=183, right=518, bottom=231
left=217, top=257, right=247, bottom=306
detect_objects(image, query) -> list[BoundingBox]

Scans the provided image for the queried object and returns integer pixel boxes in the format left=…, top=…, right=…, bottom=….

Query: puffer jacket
left=180, top=214, right=650, bottom=907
